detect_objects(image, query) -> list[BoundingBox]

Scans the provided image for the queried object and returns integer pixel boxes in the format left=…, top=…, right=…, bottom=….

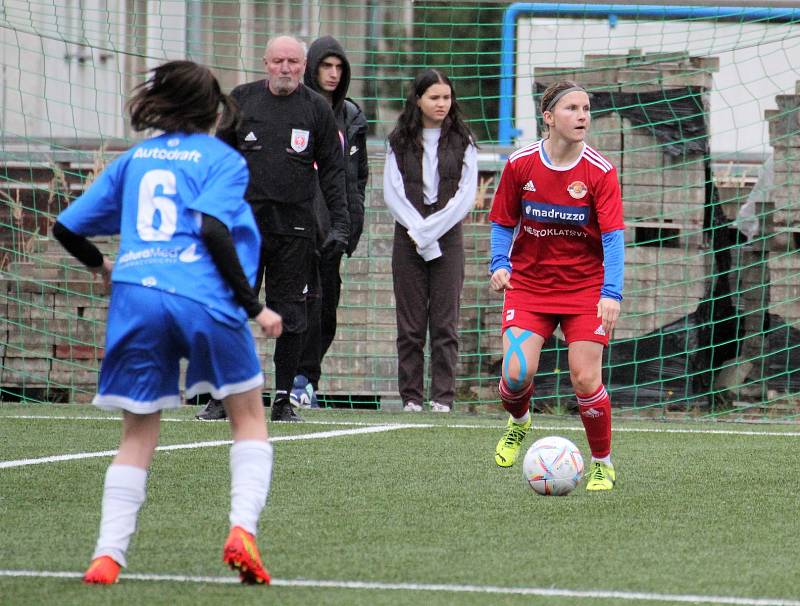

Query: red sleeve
left=488, top=159, right=521, bottom=227
left=594, top=167, right=625, bottom=233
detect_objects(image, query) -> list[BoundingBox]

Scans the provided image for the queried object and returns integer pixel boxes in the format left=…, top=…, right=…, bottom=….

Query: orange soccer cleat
left=222, top=526, right=271, bottom=585
left=83, top=555, right=121, bottom=584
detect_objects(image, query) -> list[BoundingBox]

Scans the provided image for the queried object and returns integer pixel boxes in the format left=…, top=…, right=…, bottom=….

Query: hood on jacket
left=304, top=35, right=351, bottom=114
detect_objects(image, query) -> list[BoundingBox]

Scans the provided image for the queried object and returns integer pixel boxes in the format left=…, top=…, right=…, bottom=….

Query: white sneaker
left=430, top=401, right=451, bottom=413
left=403, top=401, right=423, bottom=412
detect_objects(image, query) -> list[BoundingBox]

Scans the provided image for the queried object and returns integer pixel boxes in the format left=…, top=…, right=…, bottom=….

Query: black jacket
left=304, top=36, right=369, bottom=255
left=217, top=79, right=349, bottom=243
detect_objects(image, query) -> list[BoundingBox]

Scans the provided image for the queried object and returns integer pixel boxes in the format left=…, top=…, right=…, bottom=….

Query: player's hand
left=597, top=297, right=620, bottom=339
left=255, top=307, right=282, bottom=338
left=91, top=258, right=114, bottom=294
left=490, top=268, right=513, bottom=292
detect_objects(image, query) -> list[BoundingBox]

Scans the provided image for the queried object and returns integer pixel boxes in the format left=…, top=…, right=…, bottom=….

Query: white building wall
left=0, top=0, right=372, bottom=141
left=2, top=0, right=128, bottom=139
left=144, top=1, right=188, bottom=69
left=1, top=0, right=187, bottom=141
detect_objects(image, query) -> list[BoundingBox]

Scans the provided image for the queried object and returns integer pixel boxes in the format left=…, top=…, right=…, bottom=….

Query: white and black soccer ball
left=522, top=436, right=584, bottom=496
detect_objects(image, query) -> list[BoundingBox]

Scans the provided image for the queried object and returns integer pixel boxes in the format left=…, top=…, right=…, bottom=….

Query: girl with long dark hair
left=383, top=68, right=478, bottom=413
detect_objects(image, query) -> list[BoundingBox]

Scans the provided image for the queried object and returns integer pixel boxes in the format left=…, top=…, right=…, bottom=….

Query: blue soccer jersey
left=57, top=133, right=260, bottom=326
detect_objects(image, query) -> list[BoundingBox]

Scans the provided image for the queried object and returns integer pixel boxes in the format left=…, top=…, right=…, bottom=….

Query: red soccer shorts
left=501, top=307, right=609, bottom=346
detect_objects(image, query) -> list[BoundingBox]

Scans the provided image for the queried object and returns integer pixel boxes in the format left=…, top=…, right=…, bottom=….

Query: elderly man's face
left=264, top=37, right=306, bottom=95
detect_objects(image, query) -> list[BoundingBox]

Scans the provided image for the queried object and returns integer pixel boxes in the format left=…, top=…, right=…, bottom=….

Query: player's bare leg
left=495, top=329, right=543, bottom=467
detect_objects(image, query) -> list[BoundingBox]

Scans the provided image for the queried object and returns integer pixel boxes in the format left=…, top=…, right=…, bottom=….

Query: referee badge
left=290, top=128, right=310, bottom=153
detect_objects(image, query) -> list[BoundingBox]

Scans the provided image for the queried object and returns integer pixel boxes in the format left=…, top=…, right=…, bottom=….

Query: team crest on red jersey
left=567, top=181, right=587, bottom=199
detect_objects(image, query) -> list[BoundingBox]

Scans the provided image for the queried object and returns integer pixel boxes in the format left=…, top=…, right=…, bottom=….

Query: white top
left=421, top=127, right=443, bottom=205
left=383, top=128, right=478, bottom=261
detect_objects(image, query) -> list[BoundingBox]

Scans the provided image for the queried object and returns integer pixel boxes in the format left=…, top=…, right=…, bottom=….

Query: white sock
left=592, top=455, right=613, bottom=466
left=229, top=440, right=273, bottom=535
left=92, top=464, right=148, bottom=567
left=512, top=411, right=531, bottom=424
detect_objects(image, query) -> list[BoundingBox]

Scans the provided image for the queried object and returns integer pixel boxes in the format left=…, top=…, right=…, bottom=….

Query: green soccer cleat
left=585, top=460, right=616, bottom=491
left=494, top=416, right=532, bottom=467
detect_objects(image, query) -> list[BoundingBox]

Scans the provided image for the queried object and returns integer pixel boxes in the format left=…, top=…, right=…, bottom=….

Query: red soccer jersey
left=488, top=140, right=624, bottom=314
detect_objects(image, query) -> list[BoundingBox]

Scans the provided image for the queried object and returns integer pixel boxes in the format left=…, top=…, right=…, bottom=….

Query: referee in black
left=197, top=35, right=348, bottom=422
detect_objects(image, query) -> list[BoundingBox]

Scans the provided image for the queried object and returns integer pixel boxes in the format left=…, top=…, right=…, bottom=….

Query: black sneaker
left=270, top=397, right=304, bottom=423
left=195, top=398, right=226, bottom=421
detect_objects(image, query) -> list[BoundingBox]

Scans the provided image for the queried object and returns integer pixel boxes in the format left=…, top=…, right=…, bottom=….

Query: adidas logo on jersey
left=594, top=325, right=606, bottom=336
left=581, top=407, right=603, bottom=418
left=244, top=132, right=257, bottom=142
left=522, top=180, right=536, bottom=192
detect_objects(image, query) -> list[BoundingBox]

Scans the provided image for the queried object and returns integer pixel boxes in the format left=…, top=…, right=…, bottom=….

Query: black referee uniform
left=217, top=79, right=348, bottom=419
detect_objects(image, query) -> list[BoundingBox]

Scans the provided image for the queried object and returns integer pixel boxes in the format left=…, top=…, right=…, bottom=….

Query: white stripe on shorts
left=185, top=372, right=265, bottom=401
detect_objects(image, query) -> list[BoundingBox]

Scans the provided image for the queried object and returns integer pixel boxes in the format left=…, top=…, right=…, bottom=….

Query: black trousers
left=298, top=250, right=344, bottom=389
left=250, top=201, right=313, bottom=396
left=392, top=223, right=464, bottom=406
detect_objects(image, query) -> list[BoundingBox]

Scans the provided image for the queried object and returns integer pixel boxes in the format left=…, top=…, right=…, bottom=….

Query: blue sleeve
left=489, top=221, right=514, bottom=274
left=601, top=229, right=625, bottom=301
left=56, top=158, right=125, bottom=236
left=186, top=145, right=260, bottom=286
left=186, top=150, right=250, bottom=229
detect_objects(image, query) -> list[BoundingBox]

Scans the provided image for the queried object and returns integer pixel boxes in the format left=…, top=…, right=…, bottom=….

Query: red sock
left=577, top=385, right=612, bottom=458
left=498, top=379, right=534, bottom=419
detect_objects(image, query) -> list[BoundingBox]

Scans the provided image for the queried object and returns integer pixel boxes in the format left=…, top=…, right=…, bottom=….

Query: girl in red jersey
left=488, top=80, right=625, bottom=490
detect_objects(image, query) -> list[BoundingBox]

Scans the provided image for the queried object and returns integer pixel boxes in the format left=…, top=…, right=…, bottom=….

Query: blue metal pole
left=498, top=4, right=528, bottom=145
left=498, top=2, right=800, bottom=146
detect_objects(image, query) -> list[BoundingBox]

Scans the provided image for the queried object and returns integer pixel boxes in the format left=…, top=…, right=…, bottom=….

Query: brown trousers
left=392, top=222, right=465, bottom=406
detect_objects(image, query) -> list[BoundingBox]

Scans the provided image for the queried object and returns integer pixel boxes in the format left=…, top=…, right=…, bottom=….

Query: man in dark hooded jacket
left=291, top=35, right=369, bottom=408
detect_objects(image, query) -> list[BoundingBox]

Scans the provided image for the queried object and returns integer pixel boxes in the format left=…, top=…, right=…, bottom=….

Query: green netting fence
left=2, top=0, right=800, bottom=420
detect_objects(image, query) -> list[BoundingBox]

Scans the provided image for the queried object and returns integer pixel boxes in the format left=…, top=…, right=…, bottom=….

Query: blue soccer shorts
left=93, top=283, right=264, bottom=413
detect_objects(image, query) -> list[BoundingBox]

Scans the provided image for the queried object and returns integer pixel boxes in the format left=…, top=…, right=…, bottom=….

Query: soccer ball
left=522, top=436, right=584, bottom=496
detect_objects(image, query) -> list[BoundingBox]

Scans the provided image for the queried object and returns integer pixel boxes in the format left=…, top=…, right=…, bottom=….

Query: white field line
left=4, top=414, right=185, bottom=422
left=1, top=417, right=799, bottom=471
left=3, top=414, right=800, bottom=437
left=0, top=424, right=415, bottom=470
left=0, top=570, right=798, bottom=605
